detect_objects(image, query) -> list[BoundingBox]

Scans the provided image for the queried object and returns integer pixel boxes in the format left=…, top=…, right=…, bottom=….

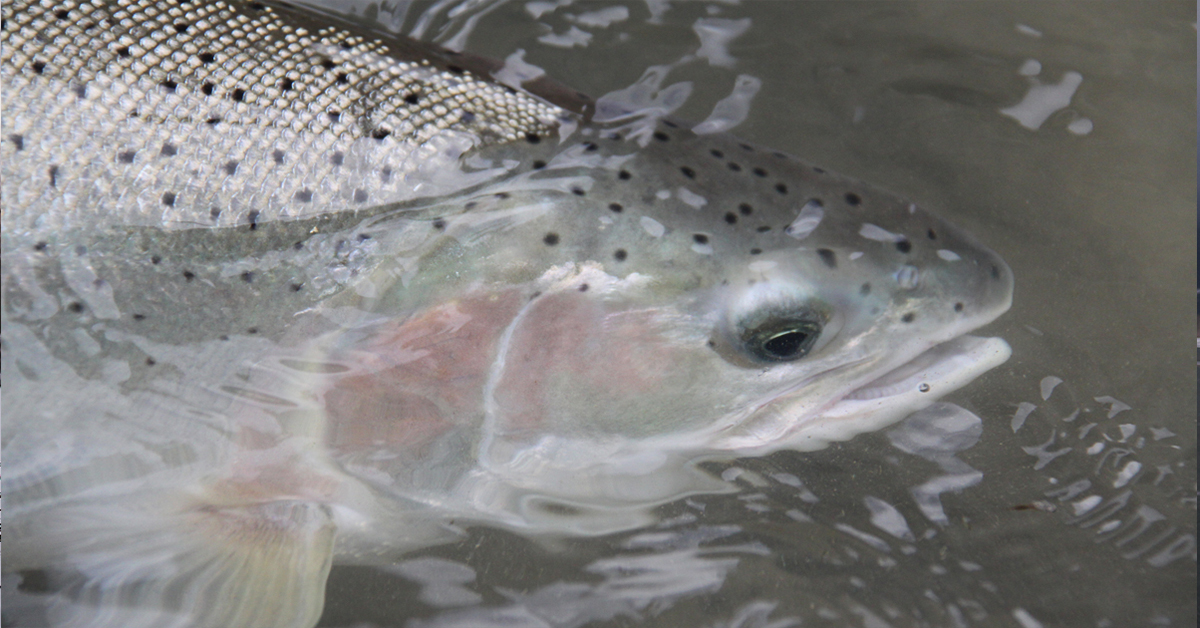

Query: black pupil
left=763, top=330, right=808, bottom=358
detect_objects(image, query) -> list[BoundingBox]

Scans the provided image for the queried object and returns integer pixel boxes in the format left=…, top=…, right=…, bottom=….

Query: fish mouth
left=727, top=335, right=1012, bottom=452
left=839, top=335, right=1012, bottom=404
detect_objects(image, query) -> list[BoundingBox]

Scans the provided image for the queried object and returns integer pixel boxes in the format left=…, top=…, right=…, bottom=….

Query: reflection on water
left=4, top=1, right=1195, bottom=627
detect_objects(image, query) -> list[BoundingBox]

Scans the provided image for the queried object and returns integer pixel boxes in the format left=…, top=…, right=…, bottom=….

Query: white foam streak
left=692, top=75, right=762, bottom=135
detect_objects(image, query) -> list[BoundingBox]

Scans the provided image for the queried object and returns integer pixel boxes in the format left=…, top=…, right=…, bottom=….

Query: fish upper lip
left=764, top=332, right=977, bottom=412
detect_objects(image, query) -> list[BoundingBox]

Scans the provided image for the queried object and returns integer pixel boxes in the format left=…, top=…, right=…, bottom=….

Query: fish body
left=2, top=1, right=1013, bottom=626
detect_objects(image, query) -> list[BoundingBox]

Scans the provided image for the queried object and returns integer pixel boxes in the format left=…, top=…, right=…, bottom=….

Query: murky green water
left=312, top=2, right=1195, bottom=626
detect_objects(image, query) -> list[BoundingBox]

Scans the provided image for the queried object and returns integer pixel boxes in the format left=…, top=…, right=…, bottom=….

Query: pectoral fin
left=18, top=498, right=335, bottom=628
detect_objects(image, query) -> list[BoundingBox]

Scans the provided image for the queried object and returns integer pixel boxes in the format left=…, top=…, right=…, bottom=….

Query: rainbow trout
left=1, top=1, right=1014, bottom=626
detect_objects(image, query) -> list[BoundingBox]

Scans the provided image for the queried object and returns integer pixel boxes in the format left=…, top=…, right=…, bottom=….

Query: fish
left=1, top=0, right=1014, bottom=626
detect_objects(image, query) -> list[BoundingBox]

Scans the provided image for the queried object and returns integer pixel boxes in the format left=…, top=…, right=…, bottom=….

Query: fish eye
left=740, top=314, right=824, bottom=362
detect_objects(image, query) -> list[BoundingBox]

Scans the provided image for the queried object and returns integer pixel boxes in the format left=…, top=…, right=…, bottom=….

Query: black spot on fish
left=895, top=240, right=912, bottom=254
left=680, top=166, right=695, bottom=179
left=404, top=93, right=420, bottom=105
left=609, top=203, right=623, bottom=213
left=845, top=192, right=862, bottom=206
left=223, top=161, right=239, bottom=175
left=320, top=58, right=336, bottom=70
left=525, top=133, right=541, bottom=144
left=381, top=167, right=392, bottom=182
left=532, top=160, right=546, bottom=169
left=927, top=229, right=937, bottom=240
left=354, top=189, right=368, bottom=203
left=954, top=302, right=964, bottom=312
left=219, top=335, right=230, bottom=341
left=543, top=232, right=560, bottom=246
left=205, top=117, right=222, bottom=125
left=32, top=60, right=46, bottom=74
left=618, top=170, right=631, bottom=180
left=247, top=327, right=259, bottom=334
left=693, top=234, right=709, bottom=244
left=901, top=312, right=916, bottom=323
left=201, top=83, right=215, bottom=95
left=494, top=192, right=510, bottom=200
left=161, top=143, right=178, bottom=156
left=118, top=151, right=136, bottom=163
left=724, top=212, right=737, bottom=224
left=727, top=162, right=741, bottom=172
left=738, top=203, right=753, bottom=216
left=813, top=166, right=825, bottom=174
left=291, top=283, right=304, bottom=292
left=614, top=249, right=627, bottom=261
left=173, top=22, right=189, bottom=34
left=9, top=134, right=24, bottom=151
left=116, top=46, right=131, bottom=58
left=72, top=84, right=86, bottom=99
left=48, top=165, right=58, bottom=187
left=54, top=9, right=69, bottom=19
left=750, top=248, right=763, bottom=255
left=817, top=248, right=837, bottom=269
left=710, top=149, right=724, bottom=158
left=991, top=265, right=1001, bottom=280
left=756, top=225, right=771, bottom=233
left=132, top=313, right=146, bottom=321
left=583, top=142, right=598, bottom=152
left=331, top=152, right=344, bottom=166
left=33, top=241, right=48, bottom=252
left=335, top=73, right=349, bottom=85
left=161, top=191, right=176, bottom=206
left=272, top=149, right=284, bottom=164
left=371, top=128, right=391, bottom=140
left=150, top=255, right=161, bottom=265
left=231, top=88, right=246, bottom=102
left=67, top=301, right=84, bottom=313
left=578, top=283, right=589, bottom=292
left=752, top=167, right=768, bottom=177
left=293, top=241, right=304, bottom=250
left=327, top=111, right=341, bottom=122
left=571, top=187, right=586, bottom=196
left=247, top=210, right=259, bottom=230
left=279, top=78, right=294, bottom=91
left=248, top=1, right=267, bottom=10
left=860, top=283, right=871, bottom=295
left=446, top=64, right=464, bottom=74
left=775, top=183, right=788, bottom=195
left=241, top=271, right=254, bottom=283
left=145, top=357, right=157, bottom=366
left=295, top=190, right=313, bottom=203
left=432, top=218, right=446, bottom=230
left=160, top=79, right=177, bottom=92
left=464, top=201, right=477, bottom=210
left=739, top=143, right=754, bottom=151
left=653, top=131, right=669, bottom=142
left=210, top=207, right=221, bottom=221
left=199, top=52, right=216, bottom=64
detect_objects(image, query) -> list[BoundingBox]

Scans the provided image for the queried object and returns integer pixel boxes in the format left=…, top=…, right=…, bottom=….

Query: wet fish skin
left=2, top=1, right=1016, bottom=627
left=1, top=0, right=574, bottom=236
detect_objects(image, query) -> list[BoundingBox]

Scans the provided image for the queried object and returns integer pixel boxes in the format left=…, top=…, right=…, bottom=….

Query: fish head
left=324, top=124, right=1013, bottom=483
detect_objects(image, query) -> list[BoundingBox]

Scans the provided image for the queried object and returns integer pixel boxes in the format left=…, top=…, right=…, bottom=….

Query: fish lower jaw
left=724, top=335, right=1012, bottom=453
